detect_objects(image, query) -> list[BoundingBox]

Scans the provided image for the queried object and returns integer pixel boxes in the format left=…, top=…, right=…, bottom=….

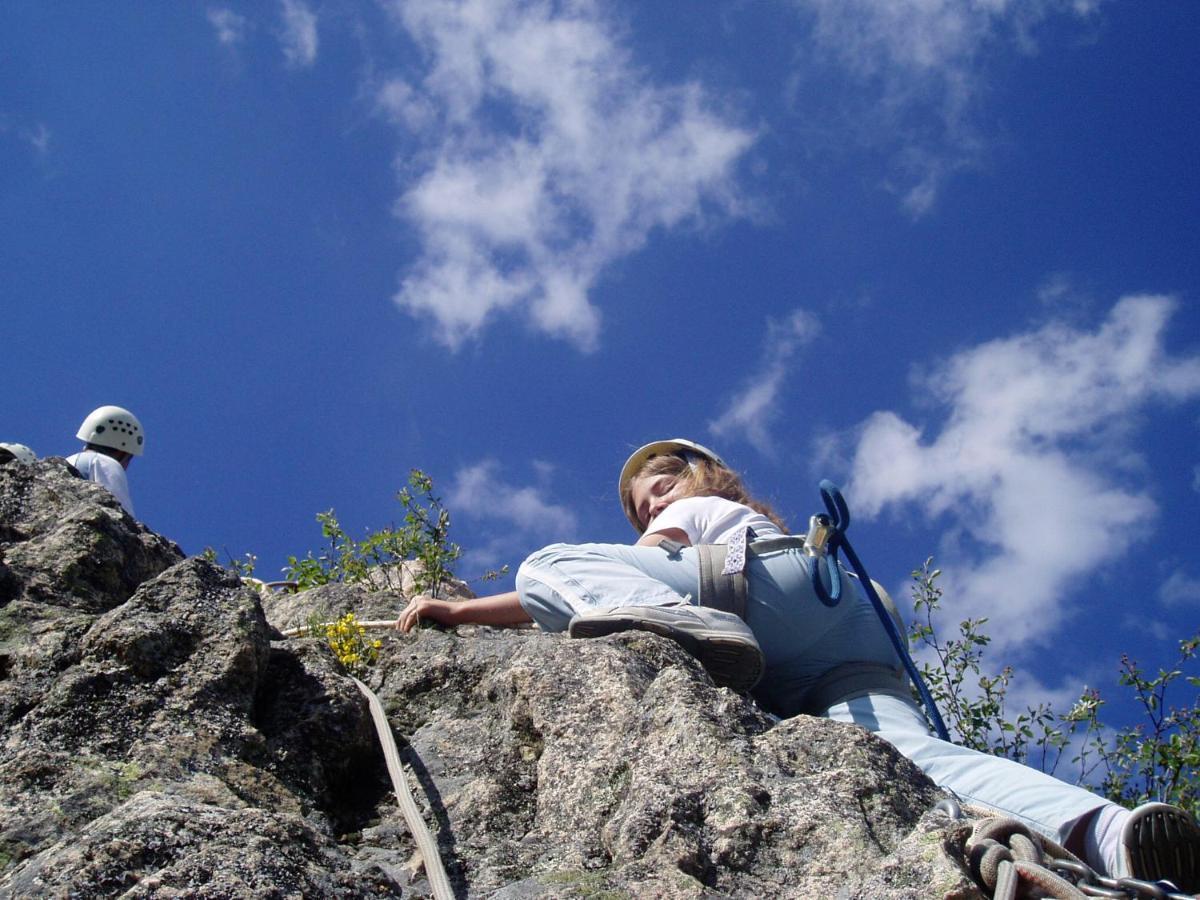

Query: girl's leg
left=516, top=542, right=764, bottom=690
left=847, top=697, right=1200, bottom=889
left=515, top=542, right=700, bottom=633
left=824, top=692, right=1109, bottom=845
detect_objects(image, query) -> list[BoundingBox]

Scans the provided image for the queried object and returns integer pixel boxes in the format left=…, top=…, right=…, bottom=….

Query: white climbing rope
left=280, top=618, right=454, bottom=900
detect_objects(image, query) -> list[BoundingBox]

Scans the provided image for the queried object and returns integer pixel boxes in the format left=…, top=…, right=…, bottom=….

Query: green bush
left=910, top=557, right=1199, bottom=819
left=284, top=468, right=461, bottom=597
left=200, top=547, right=257, bottom=579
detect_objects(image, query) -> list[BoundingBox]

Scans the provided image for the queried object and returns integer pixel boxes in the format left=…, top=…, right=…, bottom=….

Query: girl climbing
left=398, top=438, right=1199, bottom=891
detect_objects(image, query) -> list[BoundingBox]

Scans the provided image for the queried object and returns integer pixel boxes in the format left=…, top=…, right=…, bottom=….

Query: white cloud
left=710, top=310, right=820, bottom=456
left=207, top=7, right=248, bottom=46
left=1160, top=568, right=1200, bottom=608
left=847, top=294, right=1200, bottom=653
left=279, top=0, right=318, bottom=68
left=787, top=0, right=1105, bottom=215
left=3, top=117, right=50, bottom=155
left=379, top=0, right=756, bottom=350
left=376, top=79, right=436, bottom=131
left=448, top=459, right=578, bottom=541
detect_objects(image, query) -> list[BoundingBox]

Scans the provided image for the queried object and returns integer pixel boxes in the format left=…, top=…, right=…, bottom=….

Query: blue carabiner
left=820, top=479, right=850, bottom=532
left=810, top=479, right=850, bottom=607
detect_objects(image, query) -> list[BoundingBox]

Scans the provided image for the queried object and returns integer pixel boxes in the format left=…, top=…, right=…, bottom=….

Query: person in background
left=0, top=443, right=37, bottom=466
left=65, top=406, right=143, bottom=516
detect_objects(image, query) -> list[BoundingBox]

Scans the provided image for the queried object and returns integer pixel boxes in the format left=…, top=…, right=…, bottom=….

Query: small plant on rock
left=200, top=547, right=257, bottom=579
left=284, top=468, right=461, bottom=596
left=307, top=612, right=381, bottom=677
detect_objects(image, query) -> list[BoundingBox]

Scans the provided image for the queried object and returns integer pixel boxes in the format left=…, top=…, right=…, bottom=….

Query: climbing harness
left=941, top=803, right=1197, bottom=900
left=281, top=619, right=454, bottom=900
left=691, top=479, right=951, bottom=741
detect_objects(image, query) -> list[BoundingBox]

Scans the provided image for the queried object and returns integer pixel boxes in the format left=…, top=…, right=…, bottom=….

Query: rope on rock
left=963, top=813, right=1196, bottom=900
left=279, top=620, right=401, bottom=638
left=968, top=817, right=1085, bottom=899
left=280, top=619, right=454, bottom=900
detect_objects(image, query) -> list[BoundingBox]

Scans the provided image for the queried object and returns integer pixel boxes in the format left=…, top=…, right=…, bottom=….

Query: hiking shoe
left=567, top=605, right=765, bottom=692
left=1119, top=802, right=1200, bottom=893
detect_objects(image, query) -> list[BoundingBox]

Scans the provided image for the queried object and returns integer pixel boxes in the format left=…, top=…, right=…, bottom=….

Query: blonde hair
left=621, top=453, right=788, bottom=533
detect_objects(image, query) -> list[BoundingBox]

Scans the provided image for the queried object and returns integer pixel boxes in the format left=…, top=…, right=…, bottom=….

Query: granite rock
left=0, top=460, right=981, bottom=898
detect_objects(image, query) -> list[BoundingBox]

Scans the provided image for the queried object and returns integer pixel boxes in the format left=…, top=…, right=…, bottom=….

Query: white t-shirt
left=66, top=450, right=135, bottom=516
left=646, top=495, right=782, bottom=546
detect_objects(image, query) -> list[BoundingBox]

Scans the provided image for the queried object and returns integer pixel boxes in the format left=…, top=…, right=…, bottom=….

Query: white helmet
left=0, top=442, right=37, bottom=465
left=76, top=406, right=145, bottom=456
left=618, top=438, right=727, bottom=532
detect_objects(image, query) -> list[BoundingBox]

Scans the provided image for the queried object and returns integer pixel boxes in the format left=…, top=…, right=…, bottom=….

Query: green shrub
left=284, top=468, right=461, bottom=597
left=200, top=547, right=257, bottom=578
left=910, top=557, right=1199, bottom=818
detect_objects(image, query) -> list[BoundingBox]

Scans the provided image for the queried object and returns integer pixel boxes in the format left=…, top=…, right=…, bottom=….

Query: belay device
left=804, top=480, right=950, bottom=741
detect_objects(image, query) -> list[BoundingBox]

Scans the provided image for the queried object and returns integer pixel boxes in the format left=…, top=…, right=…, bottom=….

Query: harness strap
left=747, top=535, right=807, bottom=554
left=352, top=675, right=455, bottom=900
left=692, top=537, right=816, bottom=621
left=696, top=544, right=748, bottom=620
left=800, top=661, right=910, bottom=716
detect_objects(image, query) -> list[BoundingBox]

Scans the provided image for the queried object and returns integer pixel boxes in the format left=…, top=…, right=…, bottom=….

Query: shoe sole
left=1124, top=803, right=1200, bottom=893
left=568, top=614, right=764, bottom=692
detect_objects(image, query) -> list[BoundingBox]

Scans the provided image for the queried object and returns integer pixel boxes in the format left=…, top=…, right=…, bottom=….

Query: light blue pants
left=824, top=692, right=1108, bottom=843
left=516, top=541, right=1112, bottom=843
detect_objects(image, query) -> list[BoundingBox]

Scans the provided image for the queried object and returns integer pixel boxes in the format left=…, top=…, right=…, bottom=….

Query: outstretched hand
left=396, top=590, right=532, bottom=633
left=397, top=595, right=459, bottom=633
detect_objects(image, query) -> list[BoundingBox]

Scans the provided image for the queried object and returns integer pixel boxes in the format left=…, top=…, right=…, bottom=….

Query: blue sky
left=4, top=1, right=1198, bottom=739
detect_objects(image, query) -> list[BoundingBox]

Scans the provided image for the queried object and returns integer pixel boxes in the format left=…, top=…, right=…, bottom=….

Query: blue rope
left=810, top=479, right=950, bottom=742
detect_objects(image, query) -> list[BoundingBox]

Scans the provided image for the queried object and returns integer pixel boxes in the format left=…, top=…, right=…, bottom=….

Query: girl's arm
left=398, top=590, right=533, bottom=633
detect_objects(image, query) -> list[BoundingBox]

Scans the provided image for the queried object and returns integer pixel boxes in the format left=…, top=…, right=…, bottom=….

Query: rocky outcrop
left=0, top=459, right=980, bottom=898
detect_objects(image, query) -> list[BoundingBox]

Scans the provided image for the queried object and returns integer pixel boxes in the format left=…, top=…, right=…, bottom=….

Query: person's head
left=76, top=406, right=144, bottom=469
left=618, top=438, right=787, bottom=534
left=0, top=442, right=36, bottom=466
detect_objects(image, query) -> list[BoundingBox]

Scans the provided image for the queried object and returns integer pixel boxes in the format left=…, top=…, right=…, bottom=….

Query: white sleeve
left=645, top=497, right=708, bottom=545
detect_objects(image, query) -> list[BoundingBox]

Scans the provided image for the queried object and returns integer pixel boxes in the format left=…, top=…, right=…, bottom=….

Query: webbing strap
left=282, top=618, right=456, bottom=898
left=352, top=675, right=455, bottom=900
left=696, top=544, right=747, bottom=620
left=800, top=661, right=909, bottom=716
left=746, top=535, right=807, bottom=554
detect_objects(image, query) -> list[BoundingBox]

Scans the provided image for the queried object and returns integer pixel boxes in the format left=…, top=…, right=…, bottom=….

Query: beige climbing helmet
left=618, top=438, right=727, bottom=532
left=77, top=406, right=144, bottom=456
left=0, top=442, right=37, bottom=465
